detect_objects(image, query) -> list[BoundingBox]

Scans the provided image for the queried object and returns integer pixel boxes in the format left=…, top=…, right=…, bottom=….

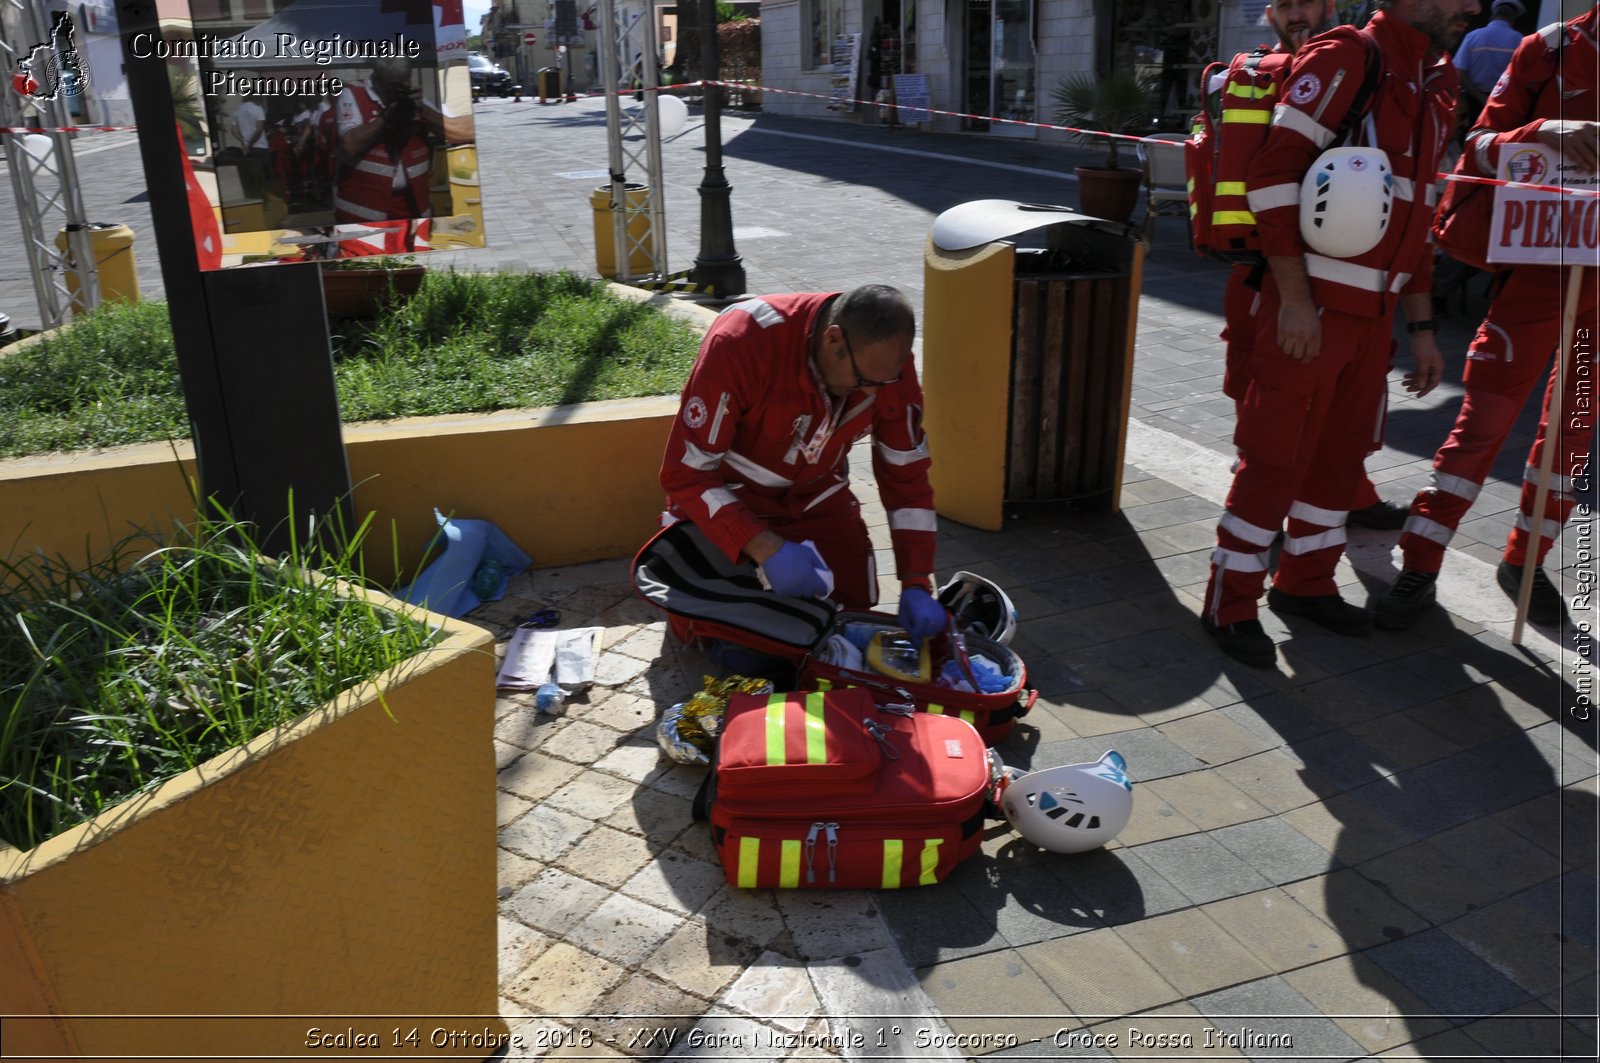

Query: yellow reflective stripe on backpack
left=764, top=695, right=788, bottom=765
left=925, top=703, right=945, bottom=715
left=778, top=839, right=802, bottom=887
left=1221, top=108, right=1271, bottom=124
left=803, top=691, right=828, bottom=765
left=1212, top=210, right=1257, bottom=226
left=920, top=840, right=941, bottom=885
left=882, top=839, right=903, bottom=888
left=738, top=837, right=761, bottom=888
left=1225, top=81, right=1278, bottom=100
left=765, top=692, right=830, bottom=766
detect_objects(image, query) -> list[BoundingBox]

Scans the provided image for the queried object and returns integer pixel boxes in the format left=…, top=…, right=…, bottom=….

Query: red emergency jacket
left=1464, top=7, right=1599, bottom=179
left=660, top=293, right=937, bottom=582
left=1247, top=11, right=1458, bottom=317
left=333, top=85, right=433, bottom=223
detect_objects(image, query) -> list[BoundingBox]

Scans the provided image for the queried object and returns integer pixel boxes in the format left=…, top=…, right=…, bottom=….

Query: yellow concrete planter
left=0, top=597, right=505, bottom=1060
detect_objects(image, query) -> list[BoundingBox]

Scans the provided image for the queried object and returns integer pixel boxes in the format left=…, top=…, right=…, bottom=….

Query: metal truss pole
left=597, top=0, right=666, bottom=282
left=1, top=0, right=99, bottom=328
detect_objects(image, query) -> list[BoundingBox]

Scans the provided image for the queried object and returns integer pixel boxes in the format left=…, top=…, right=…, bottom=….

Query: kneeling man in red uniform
left=659, top=285, right=947, bottom=641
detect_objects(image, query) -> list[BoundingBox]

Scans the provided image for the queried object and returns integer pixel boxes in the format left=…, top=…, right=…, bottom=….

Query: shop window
left=1109, top=0, right=1219, bottom=123
left=809, top=0, right=846, bottom=69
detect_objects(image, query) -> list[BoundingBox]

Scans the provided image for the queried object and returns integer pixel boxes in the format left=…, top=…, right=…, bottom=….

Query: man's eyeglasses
left=839, top=328, right=905, bottom=389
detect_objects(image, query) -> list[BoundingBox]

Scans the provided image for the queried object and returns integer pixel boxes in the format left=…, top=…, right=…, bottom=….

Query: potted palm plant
left=1051, top=71, right=1158, bottom=224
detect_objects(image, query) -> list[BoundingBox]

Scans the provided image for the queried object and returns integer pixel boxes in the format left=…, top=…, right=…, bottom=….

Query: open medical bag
left=702, top=687, right=995, bottom=889
left=633, top=521, right=1036, bottom=745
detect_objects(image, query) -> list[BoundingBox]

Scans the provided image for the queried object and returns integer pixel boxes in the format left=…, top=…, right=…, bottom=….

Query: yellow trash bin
left=590, top=184, right=656, bottom=279
left=55, top=222, right=139, bottom=312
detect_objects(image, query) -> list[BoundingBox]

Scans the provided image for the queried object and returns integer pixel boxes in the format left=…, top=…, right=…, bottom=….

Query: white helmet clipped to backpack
left=937, top=571, right=1018, bottom=645
left=1299, top=146, right=1394, bottom=259
left=1001, top=751, right=1134, bottom=853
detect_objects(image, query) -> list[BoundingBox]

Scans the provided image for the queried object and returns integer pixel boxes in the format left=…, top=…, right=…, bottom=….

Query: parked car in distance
left=468, top=53, right=514, bottom=97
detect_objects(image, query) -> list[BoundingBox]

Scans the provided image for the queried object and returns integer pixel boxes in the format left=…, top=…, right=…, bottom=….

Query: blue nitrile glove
left=898, top=586, right=947, bottom=642
left=760, top=540, right=831, bottom=599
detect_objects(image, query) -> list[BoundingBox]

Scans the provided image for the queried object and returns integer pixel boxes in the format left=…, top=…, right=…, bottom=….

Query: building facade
left=754, top=0, right=1594, bottom=138
left=757, top=0, right=1287, bottom=137
left=483, top=0, right=606, bottom=92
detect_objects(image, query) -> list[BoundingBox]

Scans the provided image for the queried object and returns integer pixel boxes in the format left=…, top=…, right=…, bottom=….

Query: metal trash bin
left=922, top=201, right=1144, bottom=530
left=537, top=68, right=561, bottom=102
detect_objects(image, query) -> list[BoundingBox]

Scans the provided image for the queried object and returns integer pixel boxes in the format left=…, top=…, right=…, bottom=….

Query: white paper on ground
left=553, top=626, right=604, bottom=687
left=495, top=627, right=558, bottom=691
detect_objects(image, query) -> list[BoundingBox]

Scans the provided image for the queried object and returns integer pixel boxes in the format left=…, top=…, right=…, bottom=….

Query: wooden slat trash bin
left=923, top=203, right=1144, bottom=531
left=1007, top=255, right=1136, bottom=503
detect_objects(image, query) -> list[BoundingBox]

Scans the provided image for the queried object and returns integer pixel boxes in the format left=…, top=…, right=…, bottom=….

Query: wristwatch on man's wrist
left=1406, top=319, right=1439, bottom=334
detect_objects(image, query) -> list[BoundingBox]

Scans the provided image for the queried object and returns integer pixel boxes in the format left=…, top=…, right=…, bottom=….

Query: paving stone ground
left=2, top=94, right=1595, bottom=1060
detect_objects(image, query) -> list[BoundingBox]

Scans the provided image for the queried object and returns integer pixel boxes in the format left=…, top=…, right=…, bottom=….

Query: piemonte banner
left=1487, top=142, right=1600, bottom=267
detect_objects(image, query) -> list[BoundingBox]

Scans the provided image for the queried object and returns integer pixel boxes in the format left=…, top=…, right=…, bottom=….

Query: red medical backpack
left=703, top=687, right=993, bottom=889
left=633, top=521, right=1036, bottom=745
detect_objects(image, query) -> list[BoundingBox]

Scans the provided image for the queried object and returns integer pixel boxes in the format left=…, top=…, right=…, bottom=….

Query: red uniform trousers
left=1206, top=279, right=1393, bottom=626
left=1223, top=265, right=1384, bottom=511
left=1399, top=266, right=1598, bottom=572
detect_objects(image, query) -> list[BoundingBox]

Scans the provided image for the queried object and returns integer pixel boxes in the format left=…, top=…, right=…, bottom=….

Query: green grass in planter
left=0, top=513, right=441, bottom=850
left=330, top=270, right=700, bottom=417
left=0, top=270, right=702, bottom=457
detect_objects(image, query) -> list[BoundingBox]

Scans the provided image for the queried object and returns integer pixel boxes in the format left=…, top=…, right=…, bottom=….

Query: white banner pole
left=1512, top=261, right=1586, bottom=644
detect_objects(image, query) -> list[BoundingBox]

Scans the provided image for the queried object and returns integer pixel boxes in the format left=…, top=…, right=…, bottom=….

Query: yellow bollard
left=55, top=223, right=139, bottom=314
left=589, top=184, right=655, bottom=279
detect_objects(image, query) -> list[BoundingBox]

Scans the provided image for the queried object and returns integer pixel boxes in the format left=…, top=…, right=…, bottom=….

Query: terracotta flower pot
left=1073, top=166, right=1144, bottom=226
left=320, top=264, right=427, bottom=318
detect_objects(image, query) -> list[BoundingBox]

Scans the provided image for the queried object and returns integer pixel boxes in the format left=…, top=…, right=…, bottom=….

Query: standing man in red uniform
left=1377, top=3, right=1599, bottom=629
left=1202, top=0, right=1472, bottom=667
left=1219, top=0, right=1415, bottom=530
left=659, top=285, right=948, bottom=640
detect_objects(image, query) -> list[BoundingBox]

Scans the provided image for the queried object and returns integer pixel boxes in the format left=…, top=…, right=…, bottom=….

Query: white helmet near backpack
left=937, top=571, right=1018, bottom=645
left=1000, top=751, right=1134, bottom=853
left=1299, top=146, right=1394, bottom=259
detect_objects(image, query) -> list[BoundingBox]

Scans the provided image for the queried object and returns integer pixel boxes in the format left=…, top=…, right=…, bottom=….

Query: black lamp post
left=690, top=0, right=745, bottom=297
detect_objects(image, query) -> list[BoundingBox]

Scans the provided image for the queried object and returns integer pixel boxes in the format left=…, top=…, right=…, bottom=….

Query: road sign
left=523, top=31, right=537, bottom=45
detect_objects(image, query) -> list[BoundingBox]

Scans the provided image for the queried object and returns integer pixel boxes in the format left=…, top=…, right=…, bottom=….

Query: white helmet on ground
left=1299, top=146, right=1394, bottom=259
left=1000, top=751, right=1134, bottom=853
left=937, top=571, right=1018, bottom=645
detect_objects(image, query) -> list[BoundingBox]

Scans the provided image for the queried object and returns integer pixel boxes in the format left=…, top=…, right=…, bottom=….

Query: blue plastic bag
left=399, top=508, right=532, bottom=618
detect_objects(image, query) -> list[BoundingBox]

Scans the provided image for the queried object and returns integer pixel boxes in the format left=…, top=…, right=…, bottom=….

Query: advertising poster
left=155, top=0, right=481, bottom=268
left=891, top=73, right=932, bottom=125
left=827, top=32, right=861, bottom=112
left=1487, top=142, right=1600, bottom=266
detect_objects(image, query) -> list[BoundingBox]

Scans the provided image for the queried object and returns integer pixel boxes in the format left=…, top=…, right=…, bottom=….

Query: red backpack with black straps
left=1188, top=34, right=1383, bottom=263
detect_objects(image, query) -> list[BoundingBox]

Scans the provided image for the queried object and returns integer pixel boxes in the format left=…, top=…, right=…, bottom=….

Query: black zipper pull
left=863, top=718, right=900, bottom=760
